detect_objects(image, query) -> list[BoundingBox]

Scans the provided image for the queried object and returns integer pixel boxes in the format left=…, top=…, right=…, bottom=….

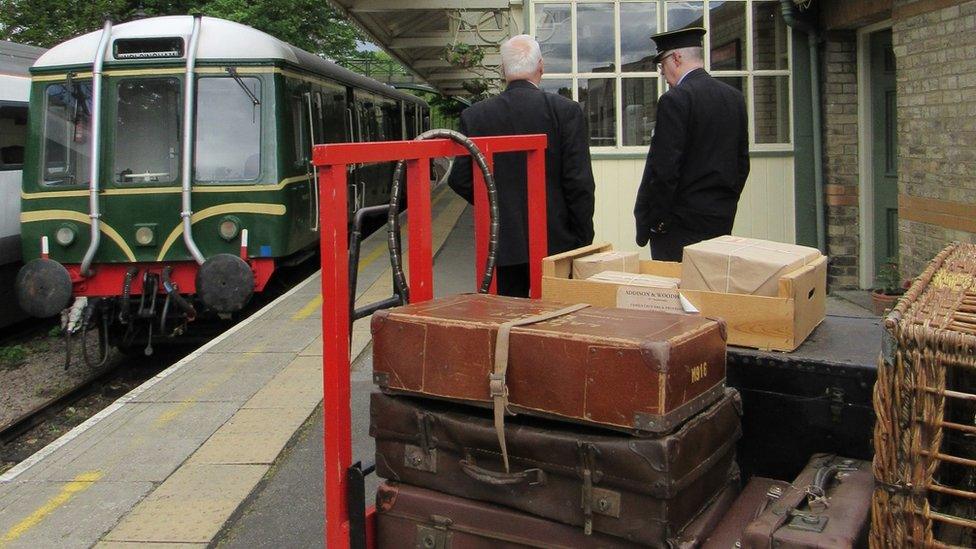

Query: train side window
left=381, top=101, right=401, bottom=141
left=404, top=103, right=417, bottom=140
left=320, top=89, right=346, bottom=144
left=0, top=103, right=29, bottom=170
left=292, top=92, right=310, bottom=166
left=41, top=81, right=93, bottom=186
left=195, top=76, right=262, bottom=182
left=114, top=77, right=181, bottom=185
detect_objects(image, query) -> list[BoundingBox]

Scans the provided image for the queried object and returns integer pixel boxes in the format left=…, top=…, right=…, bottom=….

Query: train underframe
left=22, top=256, right=277, bottom=364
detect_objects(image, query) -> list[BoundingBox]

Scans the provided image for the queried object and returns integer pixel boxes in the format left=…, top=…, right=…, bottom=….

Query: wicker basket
left=872, top=242, right=976, bottom=548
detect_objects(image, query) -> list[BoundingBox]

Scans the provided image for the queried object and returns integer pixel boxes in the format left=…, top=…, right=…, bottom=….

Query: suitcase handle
left=460, top=458, right=547, bottom=486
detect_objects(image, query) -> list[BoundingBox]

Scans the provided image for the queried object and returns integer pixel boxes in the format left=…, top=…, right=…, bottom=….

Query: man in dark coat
left=448, top=34, right=596, bottom=298
left=634, top=27, right=750, bottom=261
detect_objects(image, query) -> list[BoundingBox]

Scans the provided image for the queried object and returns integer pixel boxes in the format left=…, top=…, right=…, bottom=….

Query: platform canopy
left=327, top=0, right=522, bottom=96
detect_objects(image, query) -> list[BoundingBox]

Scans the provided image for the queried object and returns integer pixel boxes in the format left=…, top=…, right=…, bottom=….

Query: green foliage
left=423, top=92, right=465, bottom=123
left=874, top=259, right=904, bottom=295
left=444, top=43, right=484, bottom=69
left=0, top=0, right=360, bottom=58
left=0, top=345, right=28, bottom=365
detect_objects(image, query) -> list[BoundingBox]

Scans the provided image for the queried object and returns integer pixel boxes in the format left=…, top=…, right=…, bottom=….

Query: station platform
left=0, top=185, right=881, bottom=548
left=0, top=187, right=468, bottom=549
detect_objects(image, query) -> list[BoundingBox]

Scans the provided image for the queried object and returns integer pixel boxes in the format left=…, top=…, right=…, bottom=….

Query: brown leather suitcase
left=672, top=470, right=741, bottom=549
left=375, top=475, right=741, bottom=549
left=702, top=477, right=792, bottom=549
left=370, top=388, right=742, bottom=546
left=740, top=454, right=872, bottom=548
left=375, top=481, right=640, bottom=548
left=372, top=293, right=727, bottom=435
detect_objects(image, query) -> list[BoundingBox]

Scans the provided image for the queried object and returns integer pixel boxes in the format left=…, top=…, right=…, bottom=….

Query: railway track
left=0, top=360, right=126, bottom=444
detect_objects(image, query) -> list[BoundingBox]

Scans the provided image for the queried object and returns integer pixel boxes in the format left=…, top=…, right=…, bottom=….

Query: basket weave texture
left=872, top=242, right=976, bottom=548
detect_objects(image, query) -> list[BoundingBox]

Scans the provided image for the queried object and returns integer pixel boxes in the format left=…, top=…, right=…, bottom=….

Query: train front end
left=15, top=16, right=300, bottom=352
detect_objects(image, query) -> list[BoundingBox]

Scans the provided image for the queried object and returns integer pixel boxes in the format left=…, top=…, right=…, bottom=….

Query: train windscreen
left=41, top=81, right=93, bottom=186
left=195, top=76, right=262, bottom=182
left=113, top=78, right=181, bottom=184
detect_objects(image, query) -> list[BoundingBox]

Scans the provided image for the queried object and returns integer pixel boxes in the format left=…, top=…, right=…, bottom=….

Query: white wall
left=591, top=154, right=796, bottom=257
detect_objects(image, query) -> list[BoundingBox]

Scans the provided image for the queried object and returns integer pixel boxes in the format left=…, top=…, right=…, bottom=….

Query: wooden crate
left=541, top=243, right=827, bottom=352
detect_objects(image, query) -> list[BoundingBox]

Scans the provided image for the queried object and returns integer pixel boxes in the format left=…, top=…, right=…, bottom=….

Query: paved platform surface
left=0, top=186, right=466, bottom=549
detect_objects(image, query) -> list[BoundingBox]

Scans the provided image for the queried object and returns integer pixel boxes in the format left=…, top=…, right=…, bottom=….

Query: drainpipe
left=181, top=15, right=206, bottom=265
left=780, top=0, right=826, bottom=254
left=80, top=20, right=113, bottom=277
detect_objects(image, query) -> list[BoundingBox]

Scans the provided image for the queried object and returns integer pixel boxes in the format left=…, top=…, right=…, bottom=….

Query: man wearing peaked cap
left=633, top=27, right=750, bottom=261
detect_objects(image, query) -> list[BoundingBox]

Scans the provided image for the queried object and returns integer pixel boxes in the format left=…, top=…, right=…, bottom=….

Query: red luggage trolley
left=313, top=134, right=548, bottom=548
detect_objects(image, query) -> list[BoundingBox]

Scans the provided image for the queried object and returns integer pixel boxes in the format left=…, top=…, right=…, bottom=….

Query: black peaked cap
left=650, top=27, right=706, bottom=63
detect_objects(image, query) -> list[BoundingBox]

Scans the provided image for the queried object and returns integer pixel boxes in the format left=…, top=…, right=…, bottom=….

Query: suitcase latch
left=404, top=444, right=437, bottom=473
left=590, top=487, right=621, bottom=518
left=416, top=517, right=452, bottom=549
left=786, top=511, right=829, bottom=533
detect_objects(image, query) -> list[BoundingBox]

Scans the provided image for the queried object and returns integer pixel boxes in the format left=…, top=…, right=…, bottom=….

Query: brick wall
left=893, top=0, right=976, bottom=278
left=821, top=31, right=861, bottom=289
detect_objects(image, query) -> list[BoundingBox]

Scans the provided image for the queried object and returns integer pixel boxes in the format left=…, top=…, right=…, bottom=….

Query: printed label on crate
left=617, top=286, right=680, bottom=313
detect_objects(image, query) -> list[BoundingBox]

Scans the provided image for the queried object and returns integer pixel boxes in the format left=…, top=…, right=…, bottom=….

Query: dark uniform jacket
left=448, top=80, right=595, bottom=266
left=634, top=68, right=750, bottom=248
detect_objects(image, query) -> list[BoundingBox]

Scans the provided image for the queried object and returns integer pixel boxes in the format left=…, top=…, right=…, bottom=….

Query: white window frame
left=531, top=0, right=794, bottom=154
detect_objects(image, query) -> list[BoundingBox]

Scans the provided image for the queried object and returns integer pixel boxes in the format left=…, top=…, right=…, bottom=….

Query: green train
left=15, top=15, right=428, bottom=350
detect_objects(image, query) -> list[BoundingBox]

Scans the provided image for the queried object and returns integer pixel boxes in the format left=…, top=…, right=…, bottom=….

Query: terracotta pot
left=871, top=289, right=901, bottom=316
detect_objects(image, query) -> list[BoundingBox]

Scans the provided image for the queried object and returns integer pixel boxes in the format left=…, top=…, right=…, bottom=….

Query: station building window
left=532, top=0, right=792, bottom=151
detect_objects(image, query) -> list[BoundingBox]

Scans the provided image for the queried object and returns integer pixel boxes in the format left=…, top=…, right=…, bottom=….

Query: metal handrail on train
left=180, top=15, right=206, bottom=265
left=79, top=20, right=113, bottom=277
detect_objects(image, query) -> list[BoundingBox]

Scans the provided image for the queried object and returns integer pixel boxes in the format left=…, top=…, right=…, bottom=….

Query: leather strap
left=491, top=303, right=590, bottom=472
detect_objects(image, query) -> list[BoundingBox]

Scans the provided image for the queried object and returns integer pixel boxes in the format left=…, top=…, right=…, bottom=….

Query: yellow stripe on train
left=156, top=203, right=287, bottom=261
left=20, top=175, right=311, bottom=200
left=20, top=210, right=137, bottom=261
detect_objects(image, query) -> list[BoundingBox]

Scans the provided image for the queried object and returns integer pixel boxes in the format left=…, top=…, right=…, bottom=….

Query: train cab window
left=0, top=103, right=29, bottom=170
left=41, top=81, right=93, bottom=186
left=114, top=78, right=181, bottom=185
left=195, top=76, right=262, bottom=182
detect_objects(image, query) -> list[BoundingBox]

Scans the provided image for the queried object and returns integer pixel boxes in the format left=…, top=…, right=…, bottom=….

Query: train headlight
left=55, top=225, right=76, bottom=247
left=218, top=216, right=240, bottom=241
left=135, top=226, right=155, bottom=246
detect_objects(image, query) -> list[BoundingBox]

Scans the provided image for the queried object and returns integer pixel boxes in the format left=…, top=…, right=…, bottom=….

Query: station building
left=329, top=0, right=976, bottom=288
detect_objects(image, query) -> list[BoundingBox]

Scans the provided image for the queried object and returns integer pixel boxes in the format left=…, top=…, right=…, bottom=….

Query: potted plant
left=444, top=43, right=485, bottom=69
left=871, top=259, right=906, bottom=316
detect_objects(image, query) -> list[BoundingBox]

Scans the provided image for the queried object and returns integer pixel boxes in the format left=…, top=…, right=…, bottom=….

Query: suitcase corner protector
left=633, top=383, right=725, bottom=433
left=373, top=371, right=390, bottom=387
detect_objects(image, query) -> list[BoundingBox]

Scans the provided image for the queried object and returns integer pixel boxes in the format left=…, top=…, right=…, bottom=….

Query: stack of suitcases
left=368, top=293, right=743, bottom=547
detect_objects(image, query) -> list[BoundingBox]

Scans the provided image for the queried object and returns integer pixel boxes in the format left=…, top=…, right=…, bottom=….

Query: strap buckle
left=489, top=373, right=508, bottom=398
